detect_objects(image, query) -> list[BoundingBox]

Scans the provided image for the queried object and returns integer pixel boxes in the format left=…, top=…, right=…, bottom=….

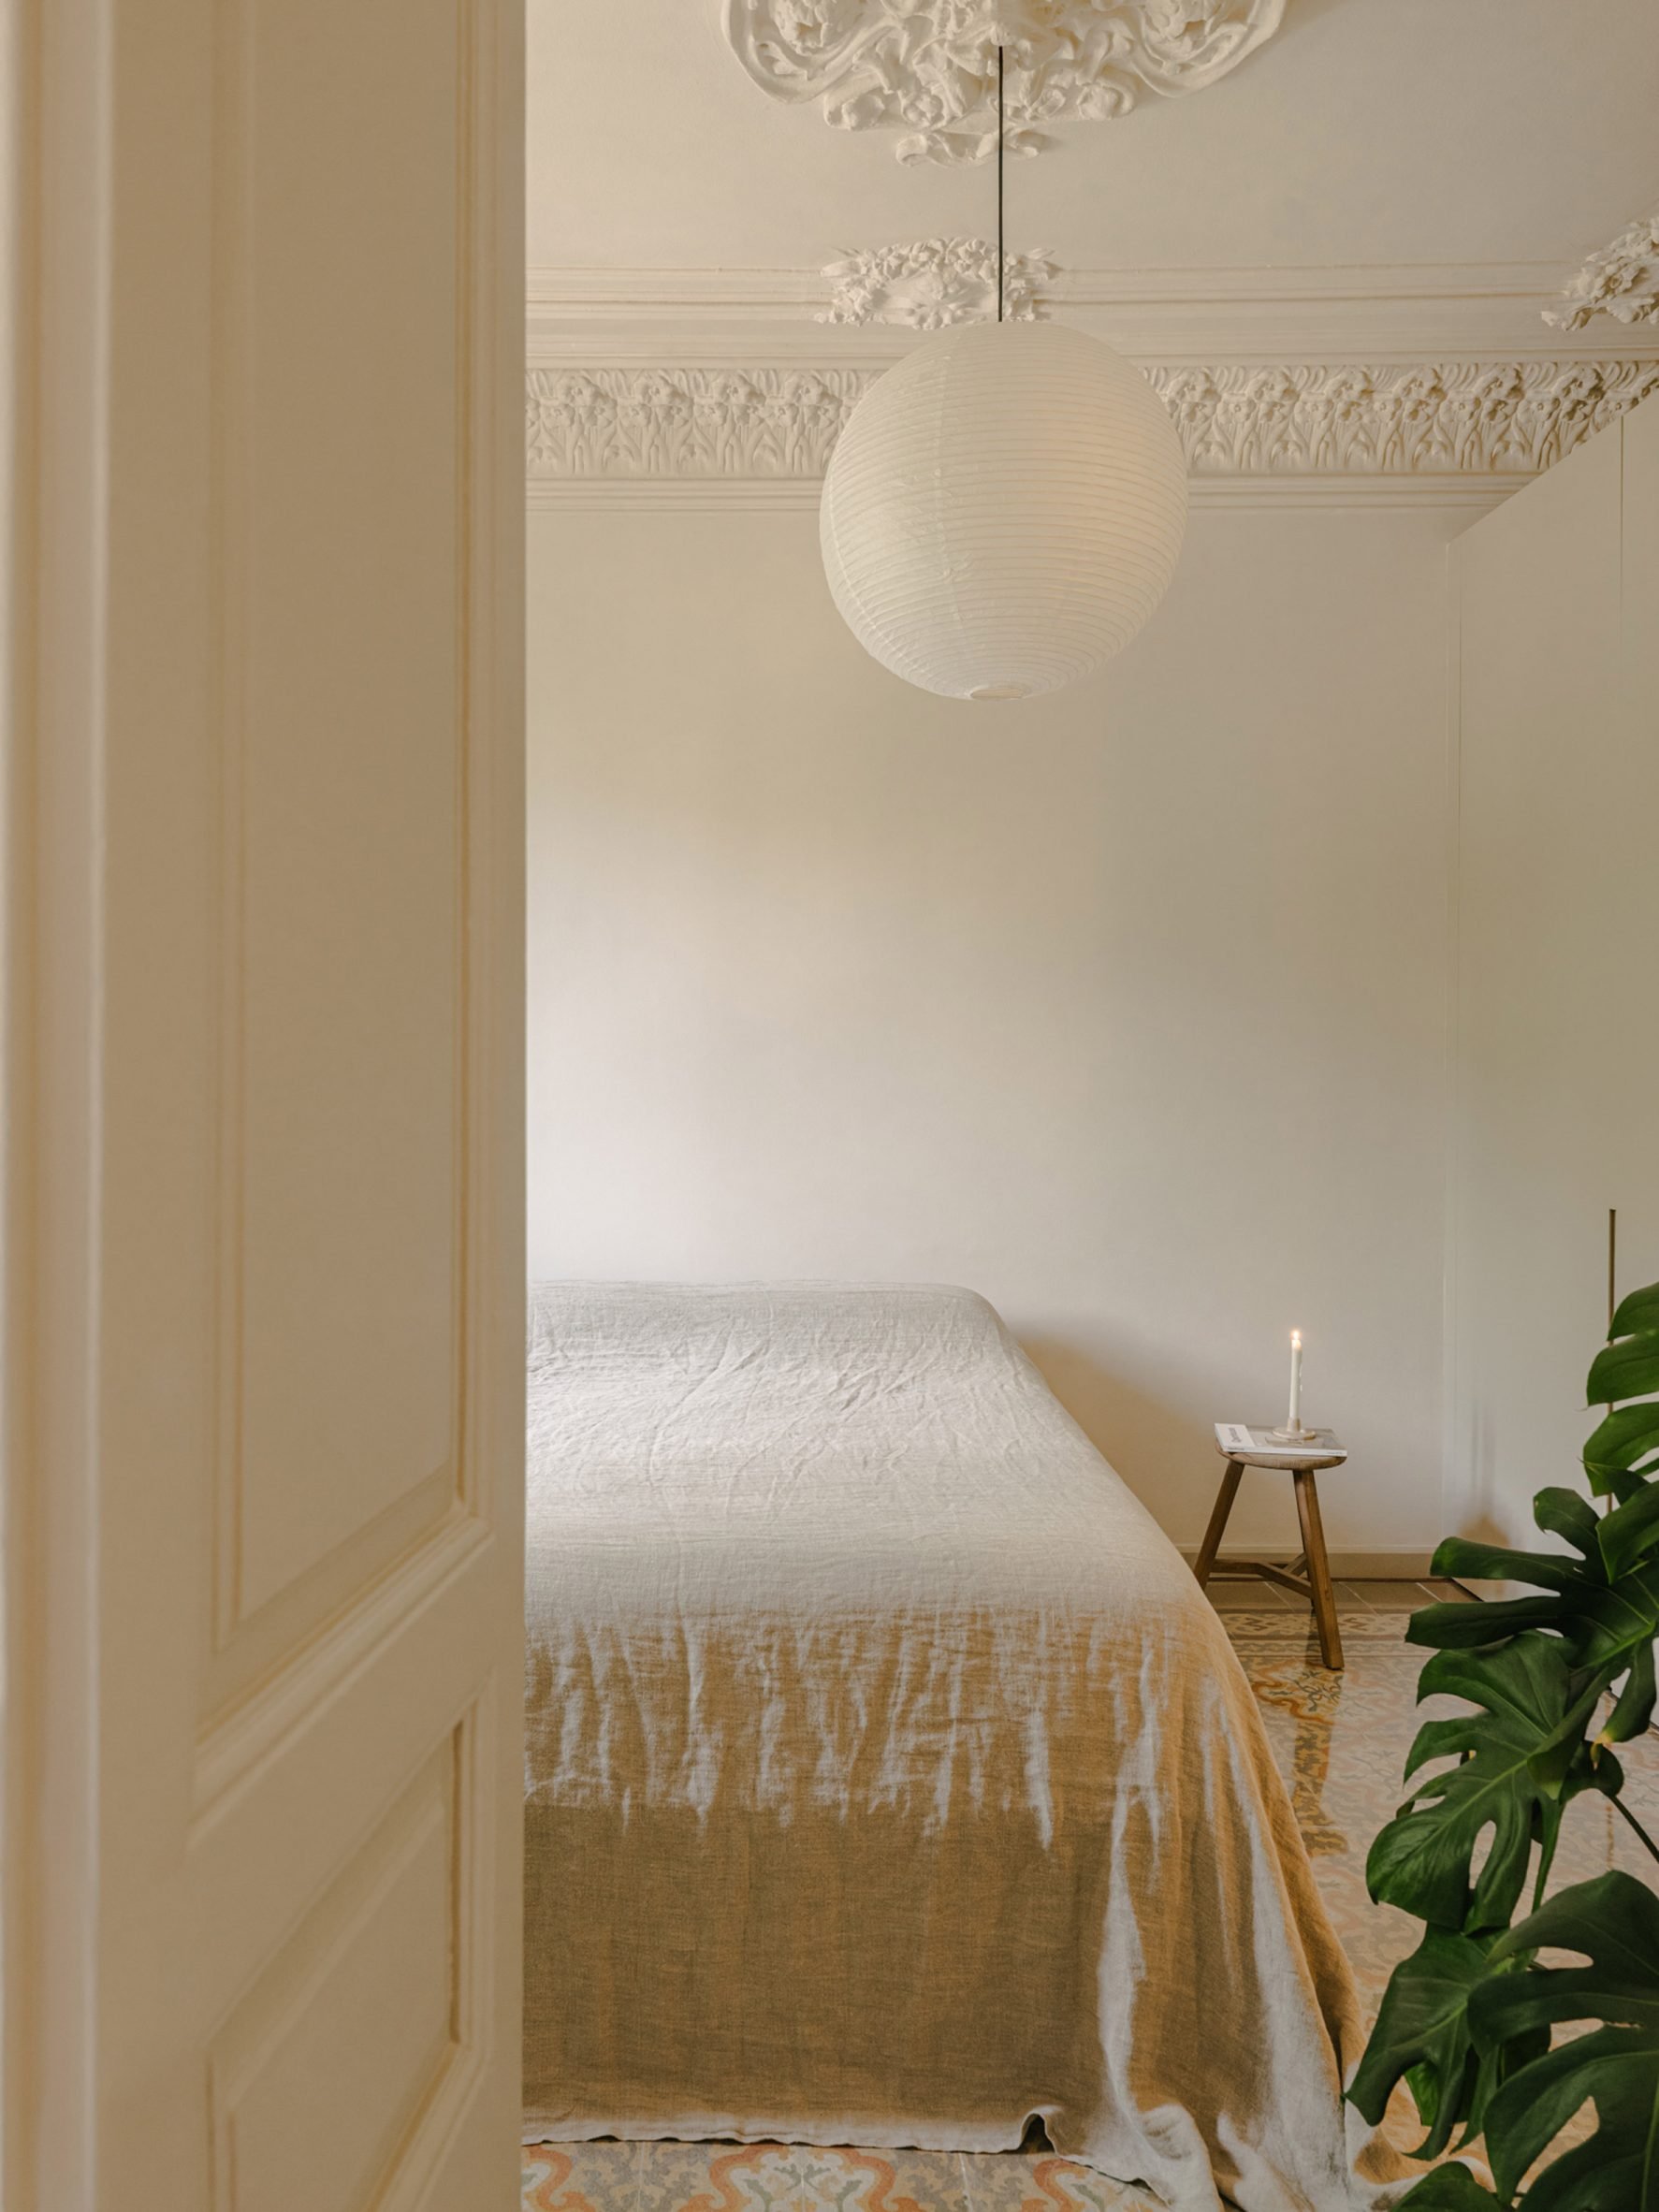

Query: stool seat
left=1196, top=1425, right=1346, bottom=1669
left=1217, top=1446, right=1345, bottom=1472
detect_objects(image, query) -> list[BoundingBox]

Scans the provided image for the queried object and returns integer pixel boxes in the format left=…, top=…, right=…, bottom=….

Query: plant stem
left=1613, top=1794, right=1659, bottom=1868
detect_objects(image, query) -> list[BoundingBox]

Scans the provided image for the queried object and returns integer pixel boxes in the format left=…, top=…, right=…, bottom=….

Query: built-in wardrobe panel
left=1626, top=389, right=1659, bottom=759
left=1449, top=395, right=1659, bottom=1547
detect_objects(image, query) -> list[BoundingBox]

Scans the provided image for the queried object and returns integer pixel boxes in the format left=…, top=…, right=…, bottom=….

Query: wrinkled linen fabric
left=523, top=1283, right=1408, bottom=2211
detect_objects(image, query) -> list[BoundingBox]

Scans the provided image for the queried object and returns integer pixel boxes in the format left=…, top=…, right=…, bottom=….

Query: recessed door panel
left=209, top=1742, right=459, bottom=2212
left=221, top=0, right=469, bottom=1640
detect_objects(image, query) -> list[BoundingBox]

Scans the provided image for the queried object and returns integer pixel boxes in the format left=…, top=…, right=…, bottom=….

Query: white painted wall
left=1448, top=398, right=1659, bottom=1548
left=528, top=502, right=1463, bottom=1557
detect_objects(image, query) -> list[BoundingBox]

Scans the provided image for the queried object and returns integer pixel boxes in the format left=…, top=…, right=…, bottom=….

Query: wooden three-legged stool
left=1194, top=1424, right=1347, bottom=1670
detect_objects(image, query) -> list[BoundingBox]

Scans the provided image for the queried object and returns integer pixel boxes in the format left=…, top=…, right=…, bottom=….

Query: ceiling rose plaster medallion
left=1545, top=204, right=1659, bottom=332
left=819, top=239, right=1054, bottom=327
left=722, top=0, right=1288, bottom=164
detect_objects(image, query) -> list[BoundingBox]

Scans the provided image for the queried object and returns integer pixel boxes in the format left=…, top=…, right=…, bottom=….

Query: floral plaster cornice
left=526, top=359, right=1659, bottom=489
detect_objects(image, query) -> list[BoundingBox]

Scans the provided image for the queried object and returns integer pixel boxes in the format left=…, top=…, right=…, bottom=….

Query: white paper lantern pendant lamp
left=820, top=48, right=1188, bottom=702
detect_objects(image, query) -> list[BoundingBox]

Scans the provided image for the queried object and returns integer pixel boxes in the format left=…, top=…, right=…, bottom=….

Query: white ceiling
left=528, top=1, right=1659, bottom=282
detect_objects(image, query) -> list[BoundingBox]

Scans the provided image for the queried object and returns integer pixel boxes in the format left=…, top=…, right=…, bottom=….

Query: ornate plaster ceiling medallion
left=819, top=239, right=1053, bottom=327
left=722, top=0, right=1288, bottom=164
left=1545, top=204, right=1659, bottom=332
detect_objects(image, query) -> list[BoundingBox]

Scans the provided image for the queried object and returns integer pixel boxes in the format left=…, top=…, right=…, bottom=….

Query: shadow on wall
left=1021, top=1334, right=1213, bottom=1505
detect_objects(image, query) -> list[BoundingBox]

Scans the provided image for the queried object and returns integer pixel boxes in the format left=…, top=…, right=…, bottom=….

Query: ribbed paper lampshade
left=821, top=321, right=1188, bottom=701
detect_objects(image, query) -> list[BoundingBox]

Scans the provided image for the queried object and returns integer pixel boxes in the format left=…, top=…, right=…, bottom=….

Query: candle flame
left=1291, top=1330, right=1302, bottom=1348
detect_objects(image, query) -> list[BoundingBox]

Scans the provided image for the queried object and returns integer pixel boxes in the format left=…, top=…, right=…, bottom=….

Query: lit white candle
left=1288, top=1330, right=1303, bottom=1433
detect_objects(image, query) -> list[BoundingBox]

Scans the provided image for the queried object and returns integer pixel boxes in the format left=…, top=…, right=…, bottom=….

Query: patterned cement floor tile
left=636, top=2142, right=968, bottom=2212
left=523, top=2142, right=643, bottom=2212
left=635, top=2140, right=734, bottom=2212
left=960, top=2152, right=1155, bottom=2212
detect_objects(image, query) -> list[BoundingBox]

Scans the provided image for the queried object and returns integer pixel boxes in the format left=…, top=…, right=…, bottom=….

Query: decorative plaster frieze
left=819, top=240, right=1053, bottom=328
left=526, top=367, right=867, bottom=479
left=526, top=360, right=1659, bottom=491
left=1545, top=206, right=1659, bottom=332
left=1160, top=360, right=1659, bottom=474
left=722, top=0, right=1286, bottom=164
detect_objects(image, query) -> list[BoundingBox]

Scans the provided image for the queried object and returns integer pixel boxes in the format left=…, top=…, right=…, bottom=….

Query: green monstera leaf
left=1584, top=1286, right=1659, bottom=1494
left=1394, top=2166, right=1501, bottom=2210
left=1366, top=1633, right=1608, bottom=1931
left=1585, top=1403, right=1659, bottom=1496
left=1411, top=1474, right=1659, bottom=1754
left=1477, top=2029, right=1659, bottom=2211
left=1459, top=1873, right=1659, bottom=2209
left=1346, top=1928, right=1544, bottom=2159
left=1406, top=1277, right=1659, bottom=1688
left=1477, top=1868, right=1659, bottom=2038
left=1608, top=1284, right=1659, bottom=1339
left=1350, top=1284, right=1659, bottom=2212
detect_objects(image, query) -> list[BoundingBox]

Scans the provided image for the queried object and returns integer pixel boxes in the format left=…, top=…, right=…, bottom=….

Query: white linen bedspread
left=523, top=1284, right=1404, bottom=2211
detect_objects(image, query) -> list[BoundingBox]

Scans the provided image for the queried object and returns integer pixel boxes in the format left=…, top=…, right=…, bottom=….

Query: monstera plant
left=1347, top=1281, right=1659, bottom=2208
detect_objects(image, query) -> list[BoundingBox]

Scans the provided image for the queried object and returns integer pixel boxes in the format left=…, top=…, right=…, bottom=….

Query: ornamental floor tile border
left=524, top=1608, right=1659, bottom=2205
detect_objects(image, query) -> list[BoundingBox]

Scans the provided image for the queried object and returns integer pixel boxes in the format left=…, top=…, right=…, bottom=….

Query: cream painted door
left=5, top=2, right=525, bottom=2208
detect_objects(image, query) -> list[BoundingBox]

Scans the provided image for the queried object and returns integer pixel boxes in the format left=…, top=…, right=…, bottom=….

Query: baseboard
left=1176, top=1547, right=1436, bottom=1579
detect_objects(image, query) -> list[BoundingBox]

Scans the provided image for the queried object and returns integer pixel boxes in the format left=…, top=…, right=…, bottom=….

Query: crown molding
left=526, top=261, right=1659, bottom=366
left=526, top=358, right=1659, bottom=509
left=527, top=475, right=1516, bottom=517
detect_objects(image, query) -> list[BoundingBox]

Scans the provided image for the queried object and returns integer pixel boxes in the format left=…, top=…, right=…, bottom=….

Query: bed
left=523, top=1282, right=1403, bottom=2212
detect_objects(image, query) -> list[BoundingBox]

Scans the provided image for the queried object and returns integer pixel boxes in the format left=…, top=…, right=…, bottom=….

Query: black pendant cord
left=996, top=44, right=1005, bottom=322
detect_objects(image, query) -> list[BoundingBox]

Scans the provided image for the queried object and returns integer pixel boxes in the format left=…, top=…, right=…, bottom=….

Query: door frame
left=4, top=1, right=109, bottom=2204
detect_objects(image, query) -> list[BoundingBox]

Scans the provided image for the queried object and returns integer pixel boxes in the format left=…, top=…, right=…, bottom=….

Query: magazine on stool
left=1215, top=1422, right=1346, bottom=1463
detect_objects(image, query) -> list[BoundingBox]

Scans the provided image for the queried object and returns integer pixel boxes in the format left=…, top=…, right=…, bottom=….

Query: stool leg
left=1194, top=1460, right=1244, bottom=1589
left=1293, top=1468, right=1343, bottom=1670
